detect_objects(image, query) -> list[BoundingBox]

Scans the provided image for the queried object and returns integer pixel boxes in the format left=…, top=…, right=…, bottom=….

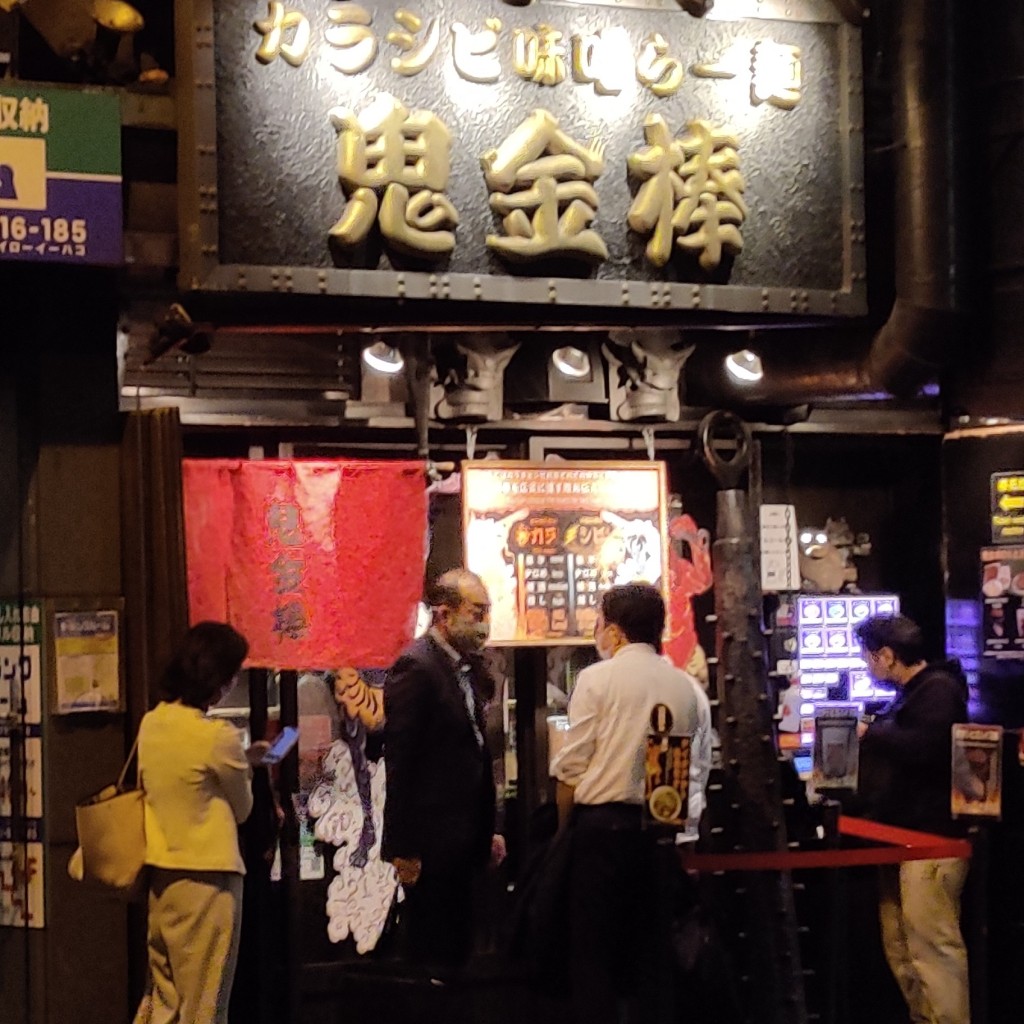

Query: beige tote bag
left=70, top=734, right=147, bottom=899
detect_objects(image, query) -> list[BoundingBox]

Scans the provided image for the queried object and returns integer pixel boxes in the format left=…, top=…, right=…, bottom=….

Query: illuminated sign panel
left=179, top=0, right=864, bottom=315
left=462, top=460, right=667, bottom=645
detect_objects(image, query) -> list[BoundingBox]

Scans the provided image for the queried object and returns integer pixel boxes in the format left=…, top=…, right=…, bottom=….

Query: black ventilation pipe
left=686, top=0, right=967, bottom=407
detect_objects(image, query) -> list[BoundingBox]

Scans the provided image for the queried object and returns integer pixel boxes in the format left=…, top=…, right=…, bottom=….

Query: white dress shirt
left=550, top=643, right=711, bottom=840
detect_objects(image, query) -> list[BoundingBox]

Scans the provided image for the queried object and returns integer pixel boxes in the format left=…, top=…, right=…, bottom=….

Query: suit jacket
left=382, top=635, right=496, bottom=872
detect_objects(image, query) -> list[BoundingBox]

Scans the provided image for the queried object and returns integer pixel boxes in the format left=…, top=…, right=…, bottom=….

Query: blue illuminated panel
left=797, top=594, right=900, bottom=703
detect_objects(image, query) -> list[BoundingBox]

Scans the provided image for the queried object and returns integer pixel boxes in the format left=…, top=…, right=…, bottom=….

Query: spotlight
left=725, top=349, right=764, bottom=383
left=362, top=341, right=405, bottom=375
left=551, top=346, right=591, bottom=379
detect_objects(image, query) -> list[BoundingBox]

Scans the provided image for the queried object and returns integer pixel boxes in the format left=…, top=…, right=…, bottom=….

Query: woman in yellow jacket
left=138, top=622, right=269, bottom=1024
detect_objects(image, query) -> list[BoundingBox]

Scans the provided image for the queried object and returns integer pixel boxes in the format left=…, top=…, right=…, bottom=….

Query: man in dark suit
left=383, top=568, right=505, bottom=977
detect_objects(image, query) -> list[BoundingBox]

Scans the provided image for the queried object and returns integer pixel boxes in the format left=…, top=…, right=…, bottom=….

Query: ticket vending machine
left=777, top=593, right=900, bottom=777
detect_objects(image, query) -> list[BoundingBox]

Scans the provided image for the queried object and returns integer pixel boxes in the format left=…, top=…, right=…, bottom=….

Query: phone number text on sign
left=0, top=214, right=88, bottom=258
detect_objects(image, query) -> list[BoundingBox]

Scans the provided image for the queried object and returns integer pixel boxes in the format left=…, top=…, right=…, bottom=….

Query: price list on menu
left=510, top=514, right=608, bottom=639
left=463, top=463, right=667, bottom=645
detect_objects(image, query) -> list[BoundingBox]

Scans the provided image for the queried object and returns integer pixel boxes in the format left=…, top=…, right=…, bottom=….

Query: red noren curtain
left=182, top=459, right=428, bottom=669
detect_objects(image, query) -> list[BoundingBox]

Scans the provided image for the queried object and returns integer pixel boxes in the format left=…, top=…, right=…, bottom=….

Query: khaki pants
left=141, top=869, right=243, bottom=1024
left=879, top=858, right=970, bottom=1024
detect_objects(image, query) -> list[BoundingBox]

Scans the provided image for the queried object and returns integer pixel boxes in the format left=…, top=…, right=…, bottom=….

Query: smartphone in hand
left=259, top=725, right=300, bottom=766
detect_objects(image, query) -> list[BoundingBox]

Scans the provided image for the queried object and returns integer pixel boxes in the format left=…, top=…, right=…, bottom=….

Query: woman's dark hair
left=161, top=621, right=248, bottom=708
left=601, top=583, right=665, bottom=651
left=854, top=614, right=926, bottom=666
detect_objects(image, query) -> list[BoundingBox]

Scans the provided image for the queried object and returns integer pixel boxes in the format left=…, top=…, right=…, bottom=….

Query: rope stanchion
left=679, top=816, right=972, bottom=872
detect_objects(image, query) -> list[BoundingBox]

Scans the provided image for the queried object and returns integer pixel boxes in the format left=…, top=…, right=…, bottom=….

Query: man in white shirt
left=551, top=582, right=711, bottom=1024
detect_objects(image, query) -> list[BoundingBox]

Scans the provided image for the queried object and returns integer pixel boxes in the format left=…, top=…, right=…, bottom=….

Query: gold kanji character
left=329, top=94, right=458, bottom=257
left=0, top=96, right=18, bottom=131
left=513, top=24, right=567, bottom=86
left=636, top=33, right=683, bottom=97
left=18, top=98, right=48, bottom=134
left=628, top=115, right=748, bottom=270
left=672, top=119, right=747, bottom=271
left=627, top=114, right=690, bottom=268
left=452, top=18, right=502, bottom=83
left=387, top=9, right=441, bottom=76
left=326, top=1, right=377, bottom=75
left=253, top=2, right=311, bottom=67
left=571, top=27, right=632, bottom=95
left=752, top=40, right=802, bottom=109
left=481, top=108, right=608, bottom=264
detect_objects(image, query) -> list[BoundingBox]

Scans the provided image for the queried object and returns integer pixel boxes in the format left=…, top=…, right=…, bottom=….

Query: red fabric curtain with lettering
left=182, top=459, right=427, bottom=669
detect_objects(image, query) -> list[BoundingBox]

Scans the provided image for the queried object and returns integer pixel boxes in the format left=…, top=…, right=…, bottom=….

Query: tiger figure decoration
left=307, top=666, right=399, bottom=954
left=330, top=667, right=385, bottom=867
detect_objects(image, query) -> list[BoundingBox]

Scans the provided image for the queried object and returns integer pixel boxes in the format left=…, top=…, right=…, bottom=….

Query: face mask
left=595, top=623, right=616, bottom=661
left=449, top=614, right=490, bottom=653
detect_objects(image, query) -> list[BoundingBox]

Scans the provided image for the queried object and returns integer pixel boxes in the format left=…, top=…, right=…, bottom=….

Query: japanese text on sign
left=252, top=4, right=803, bottom=110
left=267, top=501, right=311, bottom=642
left=463, top=462, right=667, bottom=645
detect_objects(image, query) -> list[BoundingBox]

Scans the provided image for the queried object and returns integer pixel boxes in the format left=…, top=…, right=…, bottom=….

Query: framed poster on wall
left=463, top=461, right=668, bottom=645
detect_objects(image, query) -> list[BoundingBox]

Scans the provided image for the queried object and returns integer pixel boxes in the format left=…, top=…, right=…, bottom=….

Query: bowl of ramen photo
left=648, top=785, right=683, bottom=823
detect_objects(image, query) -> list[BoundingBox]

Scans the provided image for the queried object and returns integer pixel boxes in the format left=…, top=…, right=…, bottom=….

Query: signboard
left=991, top=472, right=1024, bottom=544
left=54, top=610, right=121, bottom=714
left=463, top=460, right=667, bottom=645
left=951, top=723, right=1002, bottom=820
left=0, top=601, right=44, bottom=928
left=811, top=703, right=859, bottom=790
left=0, top=85, right=121, bottom=266
left=759, top=503, right=801, bottom=592
left=980, top=546, right=1024, bottom=659
left=644, top=703, right=691, bottom=828
left=179, top=0, right=864, bottom=317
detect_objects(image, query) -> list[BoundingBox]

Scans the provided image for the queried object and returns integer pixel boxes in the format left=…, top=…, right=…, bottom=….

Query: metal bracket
left=698, top=410, right=752, bottom=488
left=641, top=426, right=657, bottom=461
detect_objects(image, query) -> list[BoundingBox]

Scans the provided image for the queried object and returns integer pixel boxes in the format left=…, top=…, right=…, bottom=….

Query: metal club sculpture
left=699, top=409, right=807, bottom=1024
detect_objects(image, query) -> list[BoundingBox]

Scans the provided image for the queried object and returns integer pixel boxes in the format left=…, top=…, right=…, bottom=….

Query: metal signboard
left=0, top=85, right=121, bottom=266
left=179, top=0, right=864, bottom=316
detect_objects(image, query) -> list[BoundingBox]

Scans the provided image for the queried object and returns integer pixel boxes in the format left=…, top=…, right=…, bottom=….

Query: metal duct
left=944, top=0, right=1024, bottom=418
left=687, top=0, right=967, bottom=408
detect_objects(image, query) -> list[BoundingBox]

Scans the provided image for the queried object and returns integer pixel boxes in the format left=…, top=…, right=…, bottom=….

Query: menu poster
left=951, top=724, right=1003, bottom=819
left=463, top=462, right=667, bottom=645
left=980, top=547, right=1024, bottom=659
left=643, top=703, right=691, bottom=829
left=811, top=704, right=860, bottom=790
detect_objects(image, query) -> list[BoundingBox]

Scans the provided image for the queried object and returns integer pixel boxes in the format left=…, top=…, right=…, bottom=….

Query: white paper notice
left=759, top=504, right=801, bottom=592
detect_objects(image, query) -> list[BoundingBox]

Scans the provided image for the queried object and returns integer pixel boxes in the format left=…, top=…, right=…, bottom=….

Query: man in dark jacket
left=855, top=613, right=970, bottom=1024
left=382, top=568, right=504, bottom=977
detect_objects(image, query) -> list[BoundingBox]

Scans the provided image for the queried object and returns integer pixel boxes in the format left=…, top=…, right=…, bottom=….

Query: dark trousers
left=568, top=804, right=675, bottom=1024
left=400, top=860, right=476, bottom=979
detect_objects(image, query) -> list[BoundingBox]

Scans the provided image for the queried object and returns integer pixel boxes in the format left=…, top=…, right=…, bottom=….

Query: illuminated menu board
left=463, top=461, right=667, bottom=645
left=797, top=593, right=899, bottom=701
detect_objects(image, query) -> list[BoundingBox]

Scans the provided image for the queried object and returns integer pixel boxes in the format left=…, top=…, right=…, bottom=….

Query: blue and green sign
left=0, top=85, right=122, bottom=266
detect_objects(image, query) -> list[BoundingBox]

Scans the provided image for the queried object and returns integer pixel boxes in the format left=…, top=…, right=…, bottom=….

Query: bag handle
left=116, top=733, right=141, bottom=793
